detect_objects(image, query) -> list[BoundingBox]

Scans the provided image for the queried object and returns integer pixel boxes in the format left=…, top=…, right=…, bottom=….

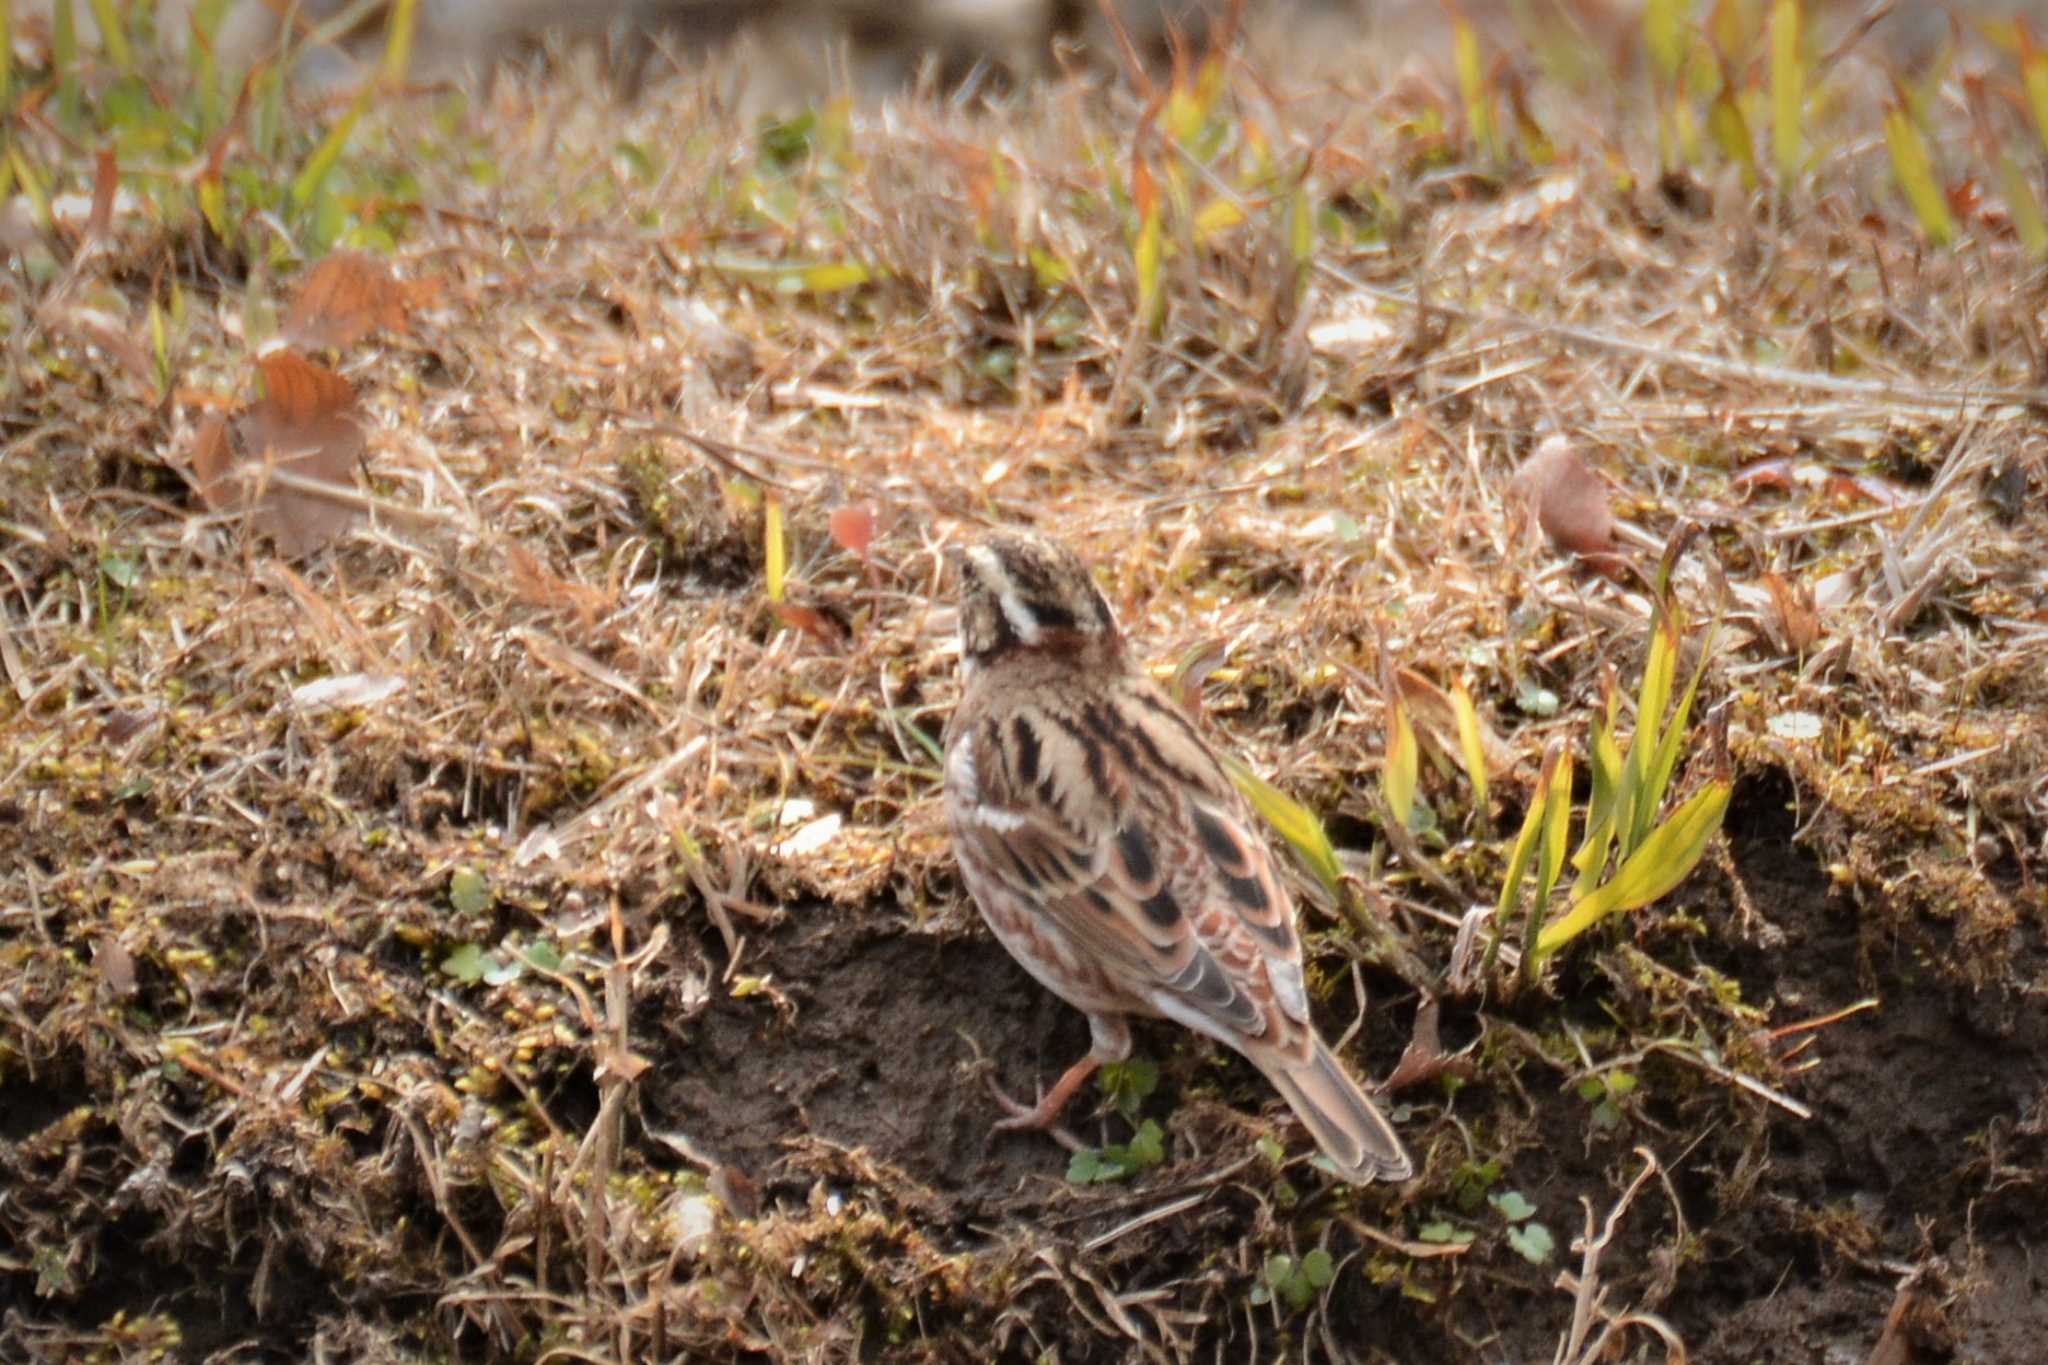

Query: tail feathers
left=1263, top=1038, right=1414, bottom=1184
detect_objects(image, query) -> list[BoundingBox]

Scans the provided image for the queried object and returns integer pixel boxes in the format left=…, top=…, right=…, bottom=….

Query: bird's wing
left=950, top=680, right=1314, bottom=1063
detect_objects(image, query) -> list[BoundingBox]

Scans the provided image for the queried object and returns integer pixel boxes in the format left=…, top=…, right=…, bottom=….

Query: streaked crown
left=952, top=531, right=1124, bottom=667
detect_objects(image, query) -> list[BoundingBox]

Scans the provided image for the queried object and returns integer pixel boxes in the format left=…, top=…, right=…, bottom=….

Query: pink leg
left=987, top=1053, right=1101, bottom=1141
left=984, top=1015, right=1130, bottom=1152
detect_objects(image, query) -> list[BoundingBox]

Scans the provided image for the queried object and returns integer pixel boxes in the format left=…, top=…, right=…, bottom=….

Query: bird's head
left=949, top=531, right=1125, bottom=673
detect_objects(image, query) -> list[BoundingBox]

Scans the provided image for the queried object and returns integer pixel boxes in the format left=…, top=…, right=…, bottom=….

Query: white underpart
left=970, top=805, right=1031, bottom=832
left=1268, top=960, right=1309, bottom=1024
left=946, top=742, right=978, bottom=804
left=1146, top=988, right=1254, bottom=1050
left=968, top=545, right=1044, bottom=644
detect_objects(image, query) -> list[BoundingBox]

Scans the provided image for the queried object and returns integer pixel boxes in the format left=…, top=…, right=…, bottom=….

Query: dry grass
left=4, top=4, right=2048, bottom=1360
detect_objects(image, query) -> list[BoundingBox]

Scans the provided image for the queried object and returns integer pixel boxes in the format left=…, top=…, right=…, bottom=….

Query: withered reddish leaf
left=1826, top=472, right=1911, bottom=508
left=1946, top=177, right=1986, bottom=220
left=1730, top=455, right=1795, bottom=496
left=773, top=599, right=848, bottom=649
left=827, top=502, right=876, bottom=558
left=283, top=249, right=414, bottom=349
left=248, top=349, right=363, bottom=476
left=1508, top=435, right=1616, bottom=559
left=94, top=936, right=137, bottom=998
left=1380, top=997, right=1472, bottom=1092
left=1760, top=571, right=1823, bottom=654
left=190, top=413, right=234, bottom=508
left=87, top=144, right=117, bottom=244
left=708, top=1164, right=761, bottom=1219
left=506, top=542, right=611, bottom=627
left=192, top=349, right=366, bottom=558
left=45, top=303, right=156, bottom=395
left=1393, top=665, right=1509, bottom=771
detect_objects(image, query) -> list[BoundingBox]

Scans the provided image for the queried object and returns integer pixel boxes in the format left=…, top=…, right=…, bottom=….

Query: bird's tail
left=1262, top=1037, right=1414, bottom=1184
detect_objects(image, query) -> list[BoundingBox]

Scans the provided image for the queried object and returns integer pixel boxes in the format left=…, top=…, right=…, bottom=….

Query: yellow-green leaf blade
left=2022, top=23, right=2048, bottom=152
left=1221, top=753, right=1343, bottom=898
left=382, top=0, right=419, bottom=86
left=1535, top=779, right=1731, bottom=960
left=1382, top=691, right=1419, bottom=833
left=290, top=92, right=369, bottom=209
left=1884, top=103, right=1955, bottom=246
left=1452, top=10, right=1497, bottom=160
left=764, top=497, right=786, bottom=603
left=1769, top=0, right=1803, bottom=182
left=1450, top=677, right=1489, bottom=815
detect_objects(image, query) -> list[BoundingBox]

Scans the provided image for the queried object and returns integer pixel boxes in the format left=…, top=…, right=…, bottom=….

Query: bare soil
left=8, top=775, right=2044, bottom=1360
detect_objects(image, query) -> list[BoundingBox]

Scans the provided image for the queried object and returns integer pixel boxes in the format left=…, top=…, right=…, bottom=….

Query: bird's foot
left=982, top=1054, right=1101, bottom=1152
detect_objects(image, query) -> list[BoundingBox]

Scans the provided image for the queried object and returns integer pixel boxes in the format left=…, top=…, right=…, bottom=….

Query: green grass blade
left=1769, top=0, right=1802, bottom=183
left=381, top=0, right=419, bottom=87
left=290, top=91, right=368, bottom=209
left=1494, top=774, right=1546, bottom=923
left=8, top=143, right=50, bottom=229
left=1641, top=613, right=1719, bottom=842
left=1537, top=741, right=1573, bottom=903
left=1451, top=8, right=1497, bottom=161
left=1131, top=146, right=1165, bottom=335
left=1220, top=754, right=1343, bottom=899
left=1573, top=685, right=1620, bottom=898
left=1619, top=607, right=1679, bottom=854
left=1516, top=740, right=1573, bottom=987
left=1450, top=677, right=1489, bottom=817
left=86, top=0, right=131, bottom=70
left=1884, top=98, right=1955, bottom=246
left=54, top=0, right=79, bottom=130
left=1997, top=151, right=2048, bottom=259
left=1572, top=811, right=1616, bottom=903
left=764, top=497, right=786, bottom=603
left=2021, top=21, right=2048, bottom=153
left=1644, top=0, right=1686, bottom=81
left=795, top=261, right=872, bottom=293
left=1535, top=778, right=1730, bottom=961
left=1709, top=81, right=1757, bottom=191
left=1382, top=689, right=1418, bottom=833
left=1485, top=739, right=1552, bottom=981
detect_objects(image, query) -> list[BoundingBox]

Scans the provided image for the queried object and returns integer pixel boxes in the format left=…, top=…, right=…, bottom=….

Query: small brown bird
left=942, top=530, right=1412, bottom=1184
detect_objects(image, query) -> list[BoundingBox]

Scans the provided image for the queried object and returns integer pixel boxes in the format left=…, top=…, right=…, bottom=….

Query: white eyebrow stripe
left=969, top=544, right=1044, bottom=645
left=998, top=586, right=1044, bottom=644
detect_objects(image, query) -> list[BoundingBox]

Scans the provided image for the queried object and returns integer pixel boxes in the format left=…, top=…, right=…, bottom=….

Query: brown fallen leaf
left=94, top=935, right=137, bottom=999
left=828, top=502, right=876, bottom=559
left=1379, top=997, right=1474, bottom=1092
left=190, top=348, right=366, bottom=558
left=85, top=143, right=117, bottom=246
left=1759, top=570, right=1823, bottom=655
left=773, top=592, right=851, bottom=649
left=283, top=249, right=420, bottom=350
left=1825, top=470, right=1912, bottom=509
left=41, top=299, right=157, bottom=397
left=1867, top=1264, right=1953, bottom=1365
left=1508, top=435, right=1624, bottom=576
left=1392, top=666, right=1512, bottom=776
left=707, top=1163, right=761, bottom=1219
left=505, top=543, right=613, bottom=629
left=1729, top=454, right=1795, bottom=498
